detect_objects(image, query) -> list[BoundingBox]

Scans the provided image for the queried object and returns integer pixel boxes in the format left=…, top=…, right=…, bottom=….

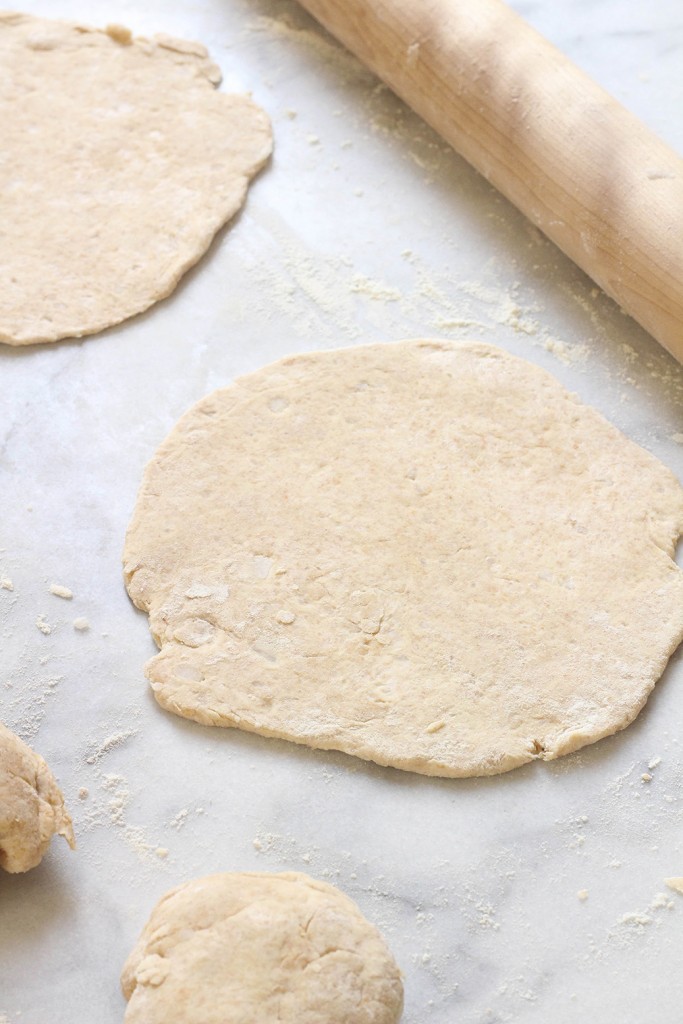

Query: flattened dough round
left=121, top=871, right=404, bottom=1024
left=0, top=721, right=75, bottom=872
left=0, top=13, right=272, bottom=345
left=124, top=340, right=683, bottom=777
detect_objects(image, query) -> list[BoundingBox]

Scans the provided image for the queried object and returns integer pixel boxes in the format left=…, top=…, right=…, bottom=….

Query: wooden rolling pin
left=297, top=0, right=683, bottom=364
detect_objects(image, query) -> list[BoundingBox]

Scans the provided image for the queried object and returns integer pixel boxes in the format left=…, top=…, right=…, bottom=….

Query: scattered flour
left=246, top=14, right=373, bottom=85
left=241, top=215, right=600, bottom=379
left=3, top=672, right=62, bottom=742
left=102, top=772, right=130, bottom=825
left=619, top=911, right=653, bottom=927
left=251, top=830, right=319, bottom=868
left=85, top=729, right=137, bottom=766
left=0, top=578, right=13, bottom=591
left=78, top=724, right=170, bottom=865
left=170, top=808, right=190, bottom=830
left=350, top=274, right=402, bottom=302
left=543, top=336, right=589, bottom=365
left=618, top=892, right=675, bottom=928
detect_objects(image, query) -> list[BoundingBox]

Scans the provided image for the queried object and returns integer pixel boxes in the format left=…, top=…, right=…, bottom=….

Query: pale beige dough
left=0, top=13, right=272, bottom=345
left=0, top=721, right=75, bottom=872
left=121, top=871, right=404, bottom=1024
left=123, top=340, right=683, bottom=777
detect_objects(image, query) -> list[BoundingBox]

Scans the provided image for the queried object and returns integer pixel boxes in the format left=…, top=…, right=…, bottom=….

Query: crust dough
left=0, top=13, right=272, bottom=345
left=124, top=340, right=683, bottom=777
left=0, top=722, right=75, bottom=872
left=121, top=871, right=404, bottom=1024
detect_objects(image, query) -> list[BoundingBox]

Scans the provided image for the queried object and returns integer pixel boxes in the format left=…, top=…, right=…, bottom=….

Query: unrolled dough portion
left=0, top=722, right=75, bottom=872
left=124, top=340, right=683, bottom=777
left=0, top=13, right=272, bottom=345
left=121, top=871, right=403, bottom=1024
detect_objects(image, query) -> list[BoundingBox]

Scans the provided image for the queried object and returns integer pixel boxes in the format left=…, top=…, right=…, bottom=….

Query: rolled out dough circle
left=124, top=340, right=683, bottom=777
left=0, top=13, right=272, bottom=345
left=121, top=871, right=404, bottom=1024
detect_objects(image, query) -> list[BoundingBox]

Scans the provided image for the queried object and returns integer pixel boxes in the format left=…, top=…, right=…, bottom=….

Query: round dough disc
left=0, top=721, right=75, bottom=873
left=121, top=871, right=404, bottom=1024
left=124, top=340, right=683, bottom=777
left=0, top=13, right=272, bottom=345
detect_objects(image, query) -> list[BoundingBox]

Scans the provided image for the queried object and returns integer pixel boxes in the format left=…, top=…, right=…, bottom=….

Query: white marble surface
left=1, top=2, right=682, bottom=1021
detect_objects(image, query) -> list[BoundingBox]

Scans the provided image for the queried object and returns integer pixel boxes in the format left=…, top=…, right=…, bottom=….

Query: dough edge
left=0, top=721, right=75, bottom=873
left=0, top=12, right=273, bottom=345
left=124, top=339, right=683, bottom=778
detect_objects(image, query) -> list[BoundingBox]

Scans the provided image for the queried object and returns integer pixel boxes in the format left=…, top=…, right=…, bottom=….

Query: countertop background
left=1, top=2, right=682, bottom=1022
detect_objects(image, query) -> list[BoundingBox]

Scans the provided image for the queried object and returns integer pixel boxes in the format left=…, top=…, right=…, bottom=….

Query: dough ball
left=0, top=13, right=272, bottom=345
left=123, top=340, right=683, bottom=776
left=121, top=871, right=404, bottom=1024
left=0, top=721, right=75, bottom=873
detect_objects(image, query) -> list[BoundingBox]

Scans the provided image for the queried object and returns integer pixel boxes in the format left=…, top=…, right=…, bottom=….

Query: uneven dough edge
left=0, top=13, right=273, bottom=345
left=143, top=633, right=683, bottom=777
left=120, top=871, right=404, bottom=1024
left=148, top=681, right=532, bottom=777
left=124, top=339, right=683, bottom=778
left=1, top=108, right=269, bottom=346
left=0, top=722, right=75, bottom=873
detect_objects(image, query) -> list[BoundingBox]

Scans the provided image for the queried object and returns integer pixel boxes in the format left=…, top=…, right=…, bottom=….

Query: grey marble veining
left=1, top=2, right=682, bottom=1022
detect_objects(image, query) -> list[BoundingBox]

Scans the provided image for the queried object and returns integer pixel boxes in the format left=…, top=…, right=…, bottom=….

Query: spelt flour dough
left=121, top=871, right=403, bottom=1024
left=124, top=340, right=683, bottom=777
left=0, top=722, right=75, bottom=872
left=0, top=13, right=272, bottom=345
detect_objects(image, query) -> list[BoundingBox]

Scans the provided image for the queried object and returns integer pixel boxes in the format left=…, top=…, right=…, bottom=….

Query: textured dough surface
left=0, top=12, right=272, bottom=345
left=124, top=340, right=683, bottom=777
left=0, top=721, right=75, bottom=872
left=121, top=871, right=403, bottom=1024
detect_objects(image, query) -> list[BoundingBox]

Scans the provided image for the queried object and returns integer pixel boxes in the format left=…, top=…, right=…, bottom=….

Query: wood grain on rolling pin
left=297, top=0, right=683, bottom=364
